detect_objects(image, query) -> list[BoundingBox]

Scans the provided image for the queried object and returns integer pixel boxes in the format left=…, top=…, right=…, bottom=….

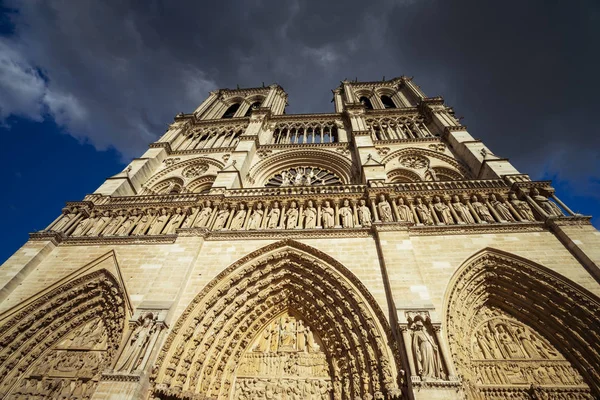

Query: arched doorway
left=444, top=248, right=599, bottom=399
left=0, top=269, right=127, bottom=398
left=151, top=240, right=402, bottom=399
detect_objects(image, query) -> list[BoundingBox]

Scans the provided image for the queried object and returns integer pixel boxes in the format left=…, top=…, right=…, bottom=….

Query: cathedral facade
left=0, top=77, right=599, bottom=400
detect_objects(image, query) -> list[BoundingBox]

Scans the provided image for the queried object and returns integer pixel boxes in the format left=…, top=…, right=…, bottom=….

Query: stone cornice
left=407, top=222, right=546, bottom=236
left=61, top=235, right=178, bottom=246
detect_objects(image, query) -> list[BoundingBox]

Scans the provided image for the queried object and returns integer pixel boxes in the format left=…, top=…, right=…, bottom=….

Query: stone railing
left=269, top=114, right=343, bottom=145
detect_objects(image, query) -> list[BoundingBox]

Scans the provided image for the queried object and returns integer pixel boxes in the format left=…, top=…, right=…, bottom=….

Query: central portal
left=233, top=311, right=331, bottom=399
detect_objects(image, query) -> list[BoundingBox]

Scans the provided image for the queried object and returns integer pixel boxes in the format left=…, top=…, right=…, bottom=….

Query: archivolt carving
left=444, top=248, right=600, bottom=398
left=387, top=168, right=421, bottom=183
left=151, top=240, right=402, bottom=399
left=187, top=176, right=216, bottom=194
left=0, top=269, right=127, bottom=398
left=144, top=157, right=225, bottom=193
left=431, top=166, right=463, bottom=181
left=381, top=147, right=469, bottom=178
left=248, top=149, right=354, bottom=187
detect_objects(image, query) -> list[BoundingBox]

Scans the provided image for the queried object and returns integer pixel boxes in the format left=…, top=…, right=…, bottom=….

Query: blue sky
left=1, top=0, right=599, bottom=264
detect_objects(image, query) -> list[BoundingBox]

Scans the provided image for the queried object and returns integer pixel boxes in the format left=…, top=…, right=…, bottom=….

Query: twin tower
left=1, top=77, right=599, bottom=400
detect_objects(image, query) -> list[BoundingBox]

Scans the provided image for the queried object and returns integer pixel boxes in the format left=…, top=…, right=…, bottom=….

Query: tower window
left=222, top=103, right=240, bottom=119
left=381, top=95, right=396, bottom=109
left=359, top=96, right=373, bottom=110
left=244, top=101, right=262, bottom=117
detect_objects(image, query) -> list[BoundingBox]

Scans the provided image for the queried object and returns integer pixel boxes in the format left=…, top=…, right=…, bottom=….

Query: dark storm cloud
left=1, top=0, right=598, bottom=202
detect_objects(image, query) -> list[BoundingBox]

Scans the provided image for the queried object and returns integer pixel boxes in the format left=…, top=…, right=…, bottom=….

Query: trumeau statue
left=195, top=202, right=213, bottom=228
left=509, top=193, right=536, bottom=221
left=471, top=195, right=495, bottom=223
left=489, top=194, right=515, bottom=222
left=266, top=201, right=281, bottom=229
left=358, top=199, right=372, bottom=227
left=339, top=199, right=354, bottom=228
left=433, top=196, right=454, bottom=225
left=213, top=204, right=231, bottom=230
left=303, top=200, right=317, bottom=229
left=415, top=198, right=434, bottom=225
left=377, top=194, right=393, bottom=222
left=531, top=188, right=563, bottom=217
left=285, top=201, right=299, bottom=229
left=230, top=204, right=247, bottom=230
left=322, top=201, right=335, bottom=229
left=396, top=198, right=414, bottom=223
left=247, top=202, right=264, bottom=230
left=451, top=195, right=475, bottom=224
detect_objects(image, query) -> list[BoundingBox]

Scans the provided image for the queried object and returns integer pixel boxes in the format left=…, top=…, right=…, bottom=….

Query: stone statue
left=86, top=211, right=111, bottom=236
left=489, top=194, right=515, bottom=222
left=412, top=321, right=441, bottom=380
left=230, top=204, right=247, bottom=230
left=51, top=207, right=78, bottom=232
left=285, top=202, right=299, bottom=229
left=266, top=202, right=281, bottom=229
left=531, top=188, right=563, bottom=216
left=101, top=212, right=122, bottom=236
left=213, top=204, right=231, bottom=230
left=281, top=171, right=291, bottom=186
left=471, top=195, right=495, bottom=223
left=396, top=198, right=414, bottom=223
left=164, top=207, right=184, bottom=234
left=377, top=194, right=393, bottom=222
left=339, top=200, right=354, bottom=228
left=180, top=207, right=196, bottom=228
left=303, top=201, right=317, bottom=229
left=415, top=198, right=433, bottom=225
left=132, top=211, right=151, bottom=235
left=247, top=203, right=264, bottom=230
left=495, top=324, right=524, bottom=359
left=71, top=211, right=97, bottom=236
left=279, top=317, right=296, bottom=348
left=357, top=199, right=372, bottom=227
left=115, top=313, right=157, bottom=372
left=322, top=201, right=335, bottom=228
left=195, top=202, right=213, bottom=227
left=433, top=196, right=454, bottom=224
left=509, top=193, right=536, bottom=221
left=115, top=210, right=139, bottom=236
left=148, top=208, right=170, bottom=235
left=451, top=195, right=474, bottom=224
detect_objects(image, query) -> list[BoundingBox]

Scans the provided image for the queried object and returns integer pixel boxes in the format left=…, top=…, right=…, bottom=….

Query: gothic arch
left=151, top=240, right=402, bottom=399
left=248, top=149, right=354, bottom=187
left=387, top=168, right=422, bottom=183
left=381, top=147, right=469, bottom=178
left=187, top=175, right=216, bottom=193
left=430, top=166, right=463, bottom=181
left=443, top=248, right=600, bottom=398
left=144, top=157, right=224, bottom=192
left=151, top=177, right=185, bottom=194
left=0, top=266, right=128, bottom=398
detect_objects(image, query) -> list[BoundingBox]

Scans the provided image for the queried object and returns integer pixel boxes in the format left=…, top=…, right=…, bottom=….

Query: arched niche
left=142, top=157, right=224, bottom=195
left=0, top=269, right=128, bottom=398
left=443, top=248, right=600, bottom=399
left=187, top=175, right=216, bottom=194
left=151, top=240, right=403, bottom=400
left=151, top=177, right=185, bottom=194
left=248, top=149, right=354, bottom=187
left=381, top=147, right=469, bottom=180
left=387, top=168, right=422, bottom=183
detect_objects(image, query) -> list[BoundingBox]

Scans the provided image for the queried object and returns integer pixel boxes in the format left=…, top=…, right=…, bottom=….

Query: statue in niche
left=415, top=198, right=434, bottom=225
left=303, top=200, right=317, bottom=229
left=339, top=199, right=354, bottom=228
left=377, top=194, right=394, bottom=222
left=358, top=199, right=372, bottom=227
left=164, top=207, right=184, bottom=234
left=396, top=198, right=414, bottom=222
left=86, top=211, right=111, bottom=236
left=322, top=201, right=335, bottom=228
left=101, top=211, right=122, bottom=236
left=509, top=193, right=536, bottom=221
left=412, top=320, right=442, bottom=380
left=148, top=208, right=170, bottom=235
left=489, top=194, right=515, bottom=222
left=266, top=201, right=281, bottom=229
left=71, top=211, right=97, bottom=236
left=132, top=210, right=152, bottom=235
left=115, top=210, right=139, bottom=236
left=451, top=195, right=475, bottom=224
left=432, top=196, right=454, bottom=224
left=531, top=188, right=563, bottom=216
left=213, top=204, right=231, bottom=230
left=230, top=204, right=247, bottom=230
left=115, top=313, right=157, bottom=372
left=195, top=202, right=213, bottom=228
left=279, top=317, right=297, bottom=348
left=51, top=207, right=78, bottom=232
left=471, top=195, right=495, bottom=223
left=285, top=201, right=299, bottom=229
left=247, top=202, right=264, bottom=230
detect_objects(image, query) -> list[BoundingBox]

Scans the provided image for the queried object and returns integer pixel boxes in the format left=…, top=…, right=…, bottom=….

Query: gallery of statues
left=0, top=77, right=599, bottom=399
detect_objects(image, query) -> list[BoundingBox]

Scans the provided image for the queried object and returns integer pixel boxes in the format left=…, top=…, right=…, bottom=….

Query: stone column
left=485, top=198, right=503, bottom=222
left=64, top=213, right=85, bottom=236
left=434, top=326, right=457, bottom=380
left=243, top=203, right=254, bottom=230
left=225, top=204, right=236, bottom=229
left=505, top=200, right=525, bottom=222
left=427, top=198, right=441, bottom=225
left=334, top=201, right=341, bottom=228
left=370, top=197, right=380, bottom=222
left=523, top=193, right=549, bottom=219
left=446, top=198, right=461, bottom=224
left=297, top=203, right=304, bottom=229
left=400, top=326, right=417, bottom=377
left=316, top=200, right=323, bottom=228
left=390, top=197, right=401, bottom=221
left=351, top=200, right=359, bottom=226
left=408, top=199, right=420, bottom=225
left=551, top=194, right=576, bottom=216
left=279, top=203, right=287, bottom=228
left=207, top=202, right=221, bottom=229
left=466, top=197, right=482, bottom=224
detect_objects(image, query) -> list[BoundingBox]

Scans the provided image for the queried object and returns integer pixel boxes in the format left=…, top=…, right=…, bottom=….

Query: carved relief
left=182, top=163, right=209, bottom=179
left=266, top=166, right=342, bottom=187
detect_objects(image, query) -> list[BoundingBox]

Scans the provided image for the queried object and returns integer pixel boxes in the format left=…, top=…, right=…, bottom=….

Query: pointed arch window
left=381, top=95, right=396, bottom=109
left=359, top=96, right=373, bottom=110
left=244, top=100, right=262, bottom=117
left=222, top=103, right=240, bottom=119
